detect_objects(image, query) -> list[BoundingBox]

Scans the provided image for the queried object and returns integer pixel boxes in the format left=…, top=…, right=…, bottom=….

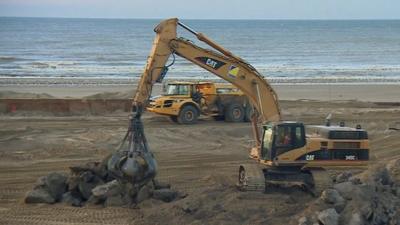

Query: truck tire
left=224, top=103, right=245, bottom=122
left=244, top=106, right=254, bottom=122
left=177, top=105, right=198, bottom=124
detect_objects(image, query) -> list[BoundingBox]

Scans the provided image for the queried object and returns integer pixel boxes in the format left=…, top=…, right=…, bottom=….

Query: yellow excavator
left=107, top=18, right=369, bottom=194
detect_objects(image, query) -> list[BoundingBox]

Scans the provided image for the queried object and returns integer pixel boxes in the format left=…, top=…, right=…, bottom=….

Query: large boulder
left=152, top=188, right=178, bottom=202
left=92, top=180, right=122, bottom=199
left=25, top=188, right=55, bottom=204
left=348, top=213, right=363, bottom=225
left=25, top=172, right=68, bottom=204
left=297, top=216, right=309, bottom=225
left=61, top=191, right=82, bottom=207
left=332, top=182, right=357, bottom=200
left=335, top=172, right=352, bottom=183
left=44, top=172, right=68, bottom=201
left=105, top=194, right=128, bottom=207
left=317, top=208, right=339, bottom=225
left=136, top=183, right=154, bottom=203
left=320, top=189, right=344, bottom=205
left=78, top=177, right=103, bottom=200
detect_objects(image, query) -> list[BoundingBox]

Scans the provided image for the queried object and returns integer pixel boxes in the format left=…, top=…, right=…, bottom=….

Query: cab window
left=166, top=85, right=189, bottom=95
left=274, top=124, right=306, bottom=157
left=262, top=128, right=273, bottom=160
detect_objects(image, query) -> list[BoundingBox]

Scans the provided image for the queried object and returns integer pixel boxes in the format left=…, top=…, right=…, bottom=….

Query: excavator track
left=310, top=168, right=332, bottom=196
left=237, top=164, right=266, bottom=192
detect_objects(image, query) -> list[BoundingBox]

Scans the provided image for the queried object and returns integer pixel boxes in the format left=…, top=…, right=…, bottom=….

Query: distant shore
left=1, top=77, right=399, bottom=86
left=0, top=77, right=399, bottom=102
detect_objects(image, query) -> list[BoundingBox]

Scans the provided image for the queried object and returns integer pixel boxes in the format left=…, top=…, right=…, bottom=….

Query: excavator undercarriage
left=238, top=164, right=332, bottom=196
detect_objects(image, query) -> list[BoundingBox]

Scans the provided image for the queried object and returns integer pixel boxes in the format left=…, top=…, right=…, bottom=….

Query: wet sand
left=1, top=82, right=399, bottom=102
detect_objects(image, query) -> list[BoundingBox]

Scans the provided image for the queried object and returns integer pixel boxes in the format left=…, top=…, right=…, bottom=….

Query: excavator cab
left=261, top=122, right=306, bottom=161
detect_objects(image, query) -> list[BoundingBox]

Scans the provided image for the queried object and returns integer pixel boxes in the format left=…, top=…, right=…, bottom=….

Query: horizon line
left=1, top=16, right=400, bottom=21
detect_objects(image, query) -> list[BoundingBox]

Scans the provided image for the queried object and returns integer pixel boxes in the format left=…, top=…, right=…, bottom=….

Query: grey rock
left=349, top=177, right=362, bottom=185
left=61, top=192, right=82, bottom=207
left=80, top=171, right=94, bottom=183
left=333, top=182, right=356, bottom=200
left=333, top=201, right=346, bottom=214
left=152, top=188, right=178, bottom=202
left=86, top=195, right=103, bottom=205
left=69, top=162, right=106, bottom=177
left=348, top=213, right=363, bottom=225
left=78, top=176, right=104, bottom=200
left=125, top=183, right=139, bottom=198
left=92, top=180, right=122, bottom=198
left=105, top=194, right=128, bottom=207
left=135, top=183, right=153, bottom=203
left=34, top=176, right=47, bottom=188
left=320, top=189, right=345, bottom=205
left=298, top=216, right=309, bottom=225
left=335, top=172, right=352, bottom=183
left=317, top=208, right=339, bottom=225
left=67, top=176, right=80, bottom=192
left=25, top=188, right=55, bottom=204
left=44, top=172, right=68, bottom=201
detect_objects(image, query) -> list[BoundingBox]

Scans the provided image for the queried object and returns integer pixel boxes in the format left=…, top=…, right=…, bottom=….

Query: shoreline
left=1, top=77, right=400, bottom=87
left=1, top=83, right=399, bottom=103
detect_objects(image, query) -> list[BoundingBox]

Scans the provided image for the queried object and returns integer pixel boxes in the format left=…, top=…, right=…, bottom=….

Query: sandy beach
left=0, top=77, right=399, bottom=102
left=0, top=77, right=399, bottom=224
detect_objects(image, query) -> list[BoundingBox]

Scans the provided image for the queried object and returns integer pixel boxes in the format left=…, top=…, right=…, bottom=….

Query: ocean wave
left=2, top=59, right=400, bottom=81
left=30, top=61, right=80, bottom=69
left=0, top=56, right=24, bottom=63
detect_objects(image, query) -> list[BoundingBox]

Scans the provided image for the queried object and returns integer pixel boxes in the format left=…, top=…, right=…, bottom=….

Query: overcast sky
left=0, top=0, right=398, bottom=20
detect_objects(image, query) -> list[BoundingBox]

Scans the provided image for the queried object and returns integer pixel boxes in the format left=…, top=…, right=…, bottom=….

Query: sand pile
left=25, top=161, right=181, bottom=207
left=0, top=91, right=55, bottom=99
left=296, top=158, right=400, bottom=225
left=83, top=90, right=134, bottom=99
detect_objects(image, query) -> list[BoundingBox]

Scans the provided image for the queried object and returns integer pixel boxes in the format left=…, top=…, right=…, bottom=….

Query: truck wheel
left=225, top=103, right=245, bottom=122
left=177, top=105, right=198, bottom=124
left=170, top=116, right=178, bottom=123
left=244, top=106, right=254, bottom=122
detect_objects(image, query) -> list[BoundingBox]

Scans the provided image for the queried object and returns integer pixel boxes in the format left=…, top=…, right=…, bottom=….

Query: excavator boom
left=107, top=18, right=282, bottom=187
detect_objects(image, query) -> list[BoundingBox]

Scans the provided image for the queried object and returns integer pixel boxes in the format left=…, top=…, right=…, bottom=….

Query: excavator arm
left=134, top=18, right=281, bottom=124
left=108, top=18, right=281, bottom=187
left=132, top=19, right=178, bottom=111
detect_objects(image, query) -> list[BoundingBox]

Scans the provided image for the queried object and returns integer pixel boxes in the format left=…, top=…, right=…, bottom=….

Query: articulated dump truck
left=147, top=81, right=252, bottom=124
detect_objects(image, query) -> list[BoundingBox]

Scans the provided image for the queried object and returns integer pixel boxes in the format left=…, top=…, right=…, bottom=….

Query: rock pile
left=25, top=161, right=180, bottom=207
left=296, top=158, right=400, bottom=225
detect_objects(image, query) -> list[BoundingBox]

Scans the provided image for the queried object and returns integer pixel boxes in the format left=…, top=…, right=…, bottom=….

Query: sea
left=1, top=17, right=400, bottom=83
